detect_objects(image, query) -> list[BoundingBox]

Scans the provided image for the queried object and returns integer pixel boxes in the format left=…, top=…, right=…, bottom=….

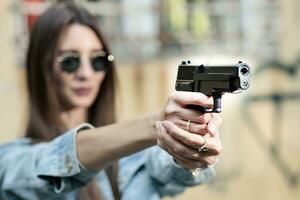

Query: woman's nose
left=75, top=57, right=94, bottom=80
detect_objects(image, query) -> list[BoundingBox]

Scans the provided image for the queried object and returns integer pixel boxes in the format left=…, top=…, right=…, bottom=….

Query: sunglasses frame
left=57, top=50, right=114, bottom=73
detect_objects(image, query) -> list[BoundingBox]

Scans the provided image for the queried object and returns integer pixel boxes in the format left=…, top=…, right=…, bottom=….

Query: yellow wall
left=0, top=0, right=26, bottom=141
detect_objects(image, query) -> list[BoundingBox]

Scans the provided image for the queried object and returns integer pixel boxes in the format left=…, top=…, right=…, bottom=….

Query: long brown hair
left=25, top=2, right=119, bottom=200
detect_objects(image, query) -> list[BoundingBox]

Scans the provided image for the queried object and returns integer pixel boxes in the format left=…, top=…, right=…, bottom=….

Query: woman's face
left=54, top=24, right=106, bottom=110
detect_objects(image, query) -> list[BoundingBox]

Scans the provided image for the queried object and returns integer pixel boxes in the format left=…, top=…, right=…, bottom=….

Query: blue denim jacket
left=0, top=124, right=215, bottom=200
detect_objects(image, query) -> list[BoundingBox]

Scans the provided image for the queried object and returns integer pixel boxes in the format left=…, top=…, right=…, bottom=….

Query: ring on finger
left=185, top=120, right=191, bottom=132
left=199, top=137, right=209, bottom=153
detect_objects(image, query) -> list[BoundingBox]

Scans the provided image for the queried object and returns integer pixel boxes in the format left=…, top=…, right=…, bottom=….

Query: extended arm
left=77, top=112, right=160, bottom=170
left=0, top=92, right=216, bottom=199
left=77, top=91, right=214, bottom=170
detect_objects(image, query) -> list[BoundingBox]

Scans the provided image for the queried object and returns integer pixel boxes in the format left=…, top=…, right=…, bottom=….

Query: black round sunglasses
left=57, top=51, right=114, bottom=73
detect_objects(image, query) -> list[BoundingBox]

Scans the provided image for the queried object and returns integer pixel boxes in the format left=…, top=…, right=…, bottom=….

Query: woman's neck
left=60, top=108, right=88, bottom=129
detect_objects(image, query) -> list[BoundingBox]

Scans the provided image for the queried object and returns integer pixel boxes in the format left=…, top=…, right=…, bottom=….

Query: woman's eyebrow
left=57, top=50, right=78, bottom=54
left=91, top=48, right=105, bottom=53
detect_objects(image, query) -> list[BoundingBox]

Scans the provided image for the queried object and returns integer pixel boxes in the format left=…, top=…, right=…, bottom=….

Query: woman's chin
left=71, top=99, right=94, bottom=109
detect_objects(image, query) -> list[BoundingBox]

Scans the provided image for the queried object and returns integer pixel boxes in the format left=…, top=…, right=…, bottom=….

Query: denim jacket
left=0, top=124, right=215, bottom=200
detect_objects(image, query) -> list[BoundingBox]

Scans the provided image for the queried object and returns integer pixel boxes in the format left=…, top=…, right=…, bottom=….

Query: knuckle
left=214, top=147, right=222, bottom=155
left=174, top=119, right=183, bottom=128
left=169, top=93, right=177, bottom=101
left=210, top=141, right=222, bottom=155
left=186, top=139, right=196, bottom=147
left=165, top=108, right=179, bottom=119
left=195, top=124, right=207, bottom=133
left=168, top=131, right=175, bottom=137
left=186, top=139, right=199, bottom=148
left=199, top=114, right=211, bottom=124
left=164, top=106, right=174, bottom=116
left=173, top=147, right=185, bottom=155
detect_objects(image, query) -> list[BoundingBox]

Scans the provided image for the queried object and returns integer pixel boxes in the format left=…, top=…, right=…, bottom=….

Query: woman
left=0, top=2, right=222, bottom=200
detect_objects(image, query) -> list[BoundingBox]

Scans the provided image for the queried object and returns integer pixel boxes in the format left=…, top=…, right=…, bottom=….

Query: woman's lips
left=73, top=87, right=93, bottom=96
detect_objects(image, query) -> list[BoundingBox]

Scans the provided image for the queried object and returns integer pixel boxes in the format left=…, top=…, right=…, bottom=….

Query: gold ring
left=185, top=120, right=191, bottom=132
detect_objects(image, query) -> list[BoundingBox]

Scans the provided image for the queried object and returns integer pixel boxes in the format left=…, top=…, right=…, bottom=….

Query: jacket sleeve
left=0, top=123, right=98, bottom=200
left=146, top=146, right=215, bottom=197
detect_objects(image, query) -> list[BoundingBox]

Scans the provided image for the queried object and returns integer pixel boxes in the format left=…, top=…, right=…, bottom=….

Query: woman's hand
left=163, top=91, right=214, bottom=133
left=156, top=119, right=222, bottom=170
left=158, top=91, right=223, bottom=170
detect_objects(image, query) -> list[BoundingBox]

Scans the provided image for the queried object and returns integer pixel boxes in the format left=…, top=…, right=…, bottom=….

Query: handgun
left=175, top=60, right=251, bottom=113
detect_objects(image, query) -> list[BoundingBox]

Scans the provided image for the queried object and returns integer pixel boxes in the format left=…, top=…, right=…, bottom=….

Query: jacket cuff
left=35, top=123, right=98, bottom=192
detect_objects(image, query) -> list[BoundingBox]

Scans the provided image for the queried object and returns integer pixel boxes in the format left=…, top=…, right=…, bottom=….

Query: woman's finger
left=170, top=91, right=213, bottom=108
left=173, top=152, right=220, bottom=169
left=176, top=120, right=208, bottom=135
left=206, top=114, right=222, bottom=137
left=165, top=106, right=212, bottom=125
left=172, top=154, right=208, bottom=170
left=163, top=121, right=206, bottom=148
left=162, top=121, right=222, bottom=155
left=177, top=108, right=212, bottom=124
left=156, top=122, right=206, bottom=161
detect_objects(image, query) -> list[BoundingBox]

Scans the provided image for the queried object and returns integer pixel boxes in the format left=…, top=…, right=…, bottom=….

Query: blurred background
left=0, top=0, right=299, bottom=199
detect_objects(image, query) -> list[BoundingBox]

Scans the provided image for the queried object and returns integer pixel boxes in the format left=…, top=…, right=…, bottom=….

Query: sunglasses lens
left=92, top=56, right=108, bottom=71
left=60, top=56, right=79, bottom=73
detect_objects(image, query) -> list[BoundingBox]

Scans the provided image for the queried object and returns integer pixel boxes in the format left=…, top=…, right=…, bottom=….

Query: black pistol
left=175, top=60, right=251, bottom=113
